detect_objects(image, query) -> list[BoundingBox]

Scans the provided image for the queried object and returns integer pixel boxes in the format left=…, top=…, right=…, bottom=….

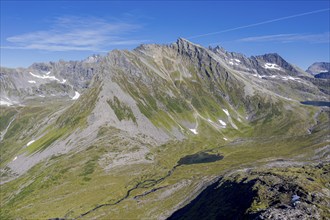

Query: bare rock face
left=306, top=62, right=330, bottom=75
left=258, top=204, right=320, bottom=220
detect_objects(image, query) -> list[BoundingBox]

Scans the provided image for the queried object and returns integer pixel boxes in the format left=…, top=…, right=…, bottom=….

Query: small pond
left=178, top=152, right=223, bottom=165
left=300, top=101, right=330, bottom=107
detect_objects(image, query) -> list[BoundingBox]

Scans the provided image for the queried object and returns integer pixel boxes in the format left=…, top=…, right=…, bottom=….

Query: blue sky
left=1, top=1, right=329, bottom=70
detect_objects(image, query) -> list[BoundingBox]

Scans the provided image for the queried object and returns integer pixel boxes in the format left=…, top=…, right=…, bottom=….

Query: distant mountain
left=306, top=62, right=330, bottom=75
left=1, top=38, right=329, bottom=220
left=315, top=71, right=330, bottom=79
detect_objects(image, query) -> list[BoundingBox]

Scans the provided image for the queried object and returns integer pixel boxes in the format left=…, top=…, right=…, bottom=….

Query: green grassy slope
left=0, top=43, right=329, bottom=219
left=0, top=104, right=328, bottom=219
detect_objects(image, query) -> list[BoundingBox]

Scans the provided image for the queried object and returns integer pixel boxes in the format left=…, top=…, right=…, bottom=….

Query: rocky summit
left=306, top=62, right=330, bottom=75
left=0, top=39, right=329, bottom=219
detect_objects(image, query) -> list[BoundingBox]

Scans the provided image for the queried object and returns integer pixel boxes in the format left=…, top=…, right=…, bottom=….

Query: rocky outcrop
left=168, top=162, right=330, bottom=220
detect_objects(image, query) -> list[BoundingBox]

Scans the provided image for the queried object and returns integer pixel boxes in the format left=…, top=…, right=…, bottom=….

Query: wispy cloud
left=237, top=32, right=330, bottom=44
left=187, top=8, right=329, bottom=39
left=2, top=16, right=148, bottom=52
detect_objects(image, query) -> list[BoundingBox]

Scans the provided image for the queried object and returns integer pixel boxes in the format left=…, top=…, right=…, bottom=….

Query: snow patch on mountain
left=281, top=76, right=300, bottom=81
left=0, top=97, right=17, bottom=106
left=264, top=63, right=281, bottom=70
left=189, top=128, right=198, bottom=134
left=29, top=72, right=65, bottom=83
left=223, top=109, right=230, bottom=116
left=252, top=74, right=263, bottom=79
left=26, top=140, right=35, bottom=146
left=72, top=91, right=80, bottom=100
left=228, top=59, right=240, bottom=66
left=251, top=74, right=303, bottom=83
left=219, top=120, right=227, bottom=126
left=28, top=80, right=36, bottom=84
left=0, top=100, right=13, bottom=106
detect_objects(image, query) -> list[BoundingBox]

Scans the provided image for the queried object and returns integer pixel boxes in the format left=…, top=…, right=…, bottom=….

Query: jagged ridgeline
left=0, top=39, right=329, bottom=219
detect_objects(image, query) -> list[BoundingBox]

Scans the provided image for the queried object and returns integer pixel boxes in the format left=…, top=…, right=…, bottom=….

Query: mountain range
left=0, top=38, right=329, bottom=219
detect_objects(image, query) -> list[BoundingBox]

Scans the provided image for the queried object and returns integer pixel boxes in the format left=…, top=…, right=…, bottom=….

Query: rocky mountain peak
left=212, top=45, right=226, bottom=52
left=255, top=53, right=299, bottom=75
left=84, top=54, right=102, bottom=64
left=176, top=37, right=193, bottom=45
left=256, top=53, right=284, bottom=64
left=306, top=62, right=330, bottom=75
left=29, top=62, right=52, bottom=72
left=175, top=37, right=204, bottom=53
